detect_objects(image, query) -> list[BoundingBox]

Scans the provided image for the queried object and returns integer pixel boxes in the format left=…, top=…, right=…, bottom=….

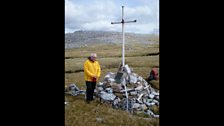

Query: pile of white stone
left=65, top=83, right=86, bottom=96
left=95, top=65, right=159, bottom=118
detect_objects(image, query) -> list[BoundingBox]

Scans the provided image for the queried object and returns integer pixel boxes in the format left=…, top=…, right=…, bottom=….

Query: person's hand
left=92, top=76, right=97, bottom=82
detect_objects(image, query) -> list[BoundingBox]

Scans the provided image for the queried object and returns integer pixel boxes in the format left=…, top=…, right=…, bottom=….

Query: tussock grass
left=65, top=43, right=159, bottom=126
left=65, top=44, right=159, bottom=58
left=65, top=56, right=159, bottom=73
left=65, top=95, right=159, bottom=126
left=151, top=105, right=159, bottom=115
left=150, top=80, right=160, bottom=90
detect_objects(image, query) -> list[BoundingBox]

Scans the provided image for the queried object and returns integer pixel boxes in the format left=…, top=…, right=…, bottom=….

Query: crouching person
left=148, top=67, right=159, bottom=82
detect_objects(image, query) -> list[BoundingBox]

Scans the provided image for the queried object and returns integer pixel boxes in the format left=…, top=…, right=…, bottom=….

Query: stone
left=140, top=104, right=148, bottom=111
left=99, top=91, right=116, bottom=101
left=124, top=64, right=131, bottom=74
left=130, top=91, right=137, bottom=96
left=149, top=94, right=155, bottom=99
left=132, top=103, right=140, bottom=109
left=111, top=83, right=122, bottom=92
left=129, top=74, right=138, bottom=84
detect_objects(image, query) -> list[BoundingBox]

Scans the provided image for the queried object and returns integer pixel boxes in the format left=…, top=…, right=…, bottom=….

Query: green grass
left=65, top=43, right=159, bottom=126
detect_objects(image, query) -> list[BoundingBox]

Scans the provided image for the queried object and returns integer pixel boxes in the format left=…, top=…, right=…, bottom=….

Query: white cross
left=111, top=6, right=137, bottom=67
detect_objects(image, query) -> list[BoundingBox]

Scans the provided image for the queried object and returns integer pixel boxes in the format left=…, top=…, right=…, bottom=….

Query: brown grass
left=65, top=95, right=159, bottom=126
left=65, top=43, right=159, bottom=126
left=150, top=80, right=159, bottom=90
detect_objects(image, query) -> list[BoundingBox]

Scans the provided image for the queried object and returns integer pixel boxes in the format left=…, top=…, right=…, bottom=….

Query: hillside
left=65, top=30, right=159, bottom=48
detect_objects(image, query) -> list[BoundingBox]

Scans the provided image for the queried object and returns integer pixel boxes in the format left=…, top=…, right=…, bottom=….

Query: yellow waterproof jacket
left=84, top=59, right=101, bottom=81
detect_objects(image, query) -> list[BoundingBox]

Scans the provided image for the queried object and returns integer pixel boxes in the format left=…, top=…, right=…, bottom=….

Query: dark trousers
left=86, top=81, right=96, bottom=101
left=148, top=72, right=156, bottom=81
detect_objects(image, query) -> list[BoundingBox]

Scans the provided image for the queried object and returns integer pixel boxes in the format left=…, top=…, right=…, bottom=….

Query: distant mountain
left=65, top=30, right=158, bottom=49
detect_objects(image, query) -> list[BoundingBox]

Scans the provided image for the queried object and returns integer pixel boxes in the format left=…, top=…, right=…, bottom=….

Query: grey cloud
left=65, top=0, right=159, bottom=34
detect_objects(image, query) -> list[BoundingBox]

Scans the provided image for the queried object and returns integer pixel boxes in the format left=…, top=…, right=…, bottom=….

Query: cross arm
left=124, top=20, right=137, bottom=23
left=111, top=21, right=122, bottom=24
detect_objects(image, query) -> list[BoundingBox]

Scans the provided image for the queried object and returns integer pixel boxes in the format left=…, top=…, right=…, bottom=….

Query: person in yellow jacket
left=84, top=53, right=101, bottom=103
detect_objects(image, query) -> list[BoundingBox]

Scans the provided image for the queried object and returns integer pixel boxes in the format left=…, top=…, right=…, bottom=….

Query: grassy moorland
left=65, top=38, right=159, bottom=126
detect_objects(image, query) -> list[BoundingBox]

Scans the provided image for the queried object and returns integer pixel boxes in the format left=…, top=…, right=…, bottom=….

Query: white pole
left=122, top=78, right=128, bottom=112
left=111, top=6, right=136, bottom=67
left=122, top=6, right=125, bottom=67
left=110, top=5, right=137, bottom=113
left=122, top=6, right=128, bottom=112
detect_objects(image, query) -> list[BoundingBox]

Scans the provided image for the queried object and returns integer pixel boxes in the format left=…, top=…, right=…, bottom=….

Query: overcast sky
left=65, top=0, right=159, bottom=34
